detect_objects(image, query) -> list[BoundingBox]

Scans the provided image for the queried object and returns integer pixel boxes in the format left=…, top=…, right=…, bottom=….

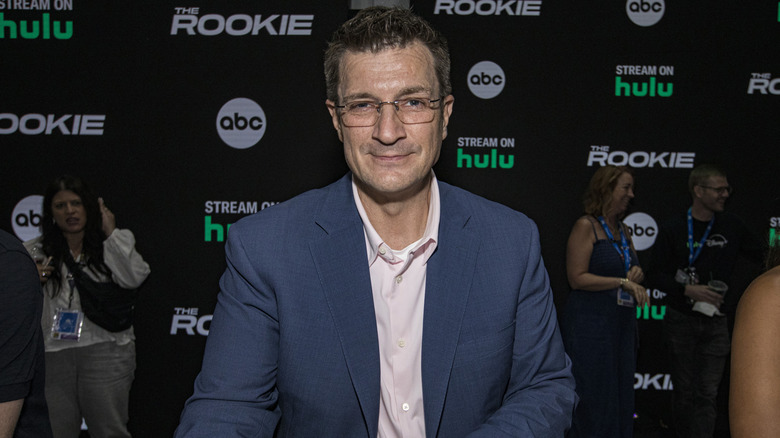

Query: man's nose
left=373, top=103, right=406, bottom=144
left=376, top=102, right=402, bottom=122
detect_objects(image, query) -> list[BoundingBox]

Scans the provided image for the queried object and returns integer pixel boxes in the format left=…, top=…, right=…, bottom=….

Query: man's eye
left=404, top=99, right=425, bottom=108
left=347, top=102, right=375, bottom=112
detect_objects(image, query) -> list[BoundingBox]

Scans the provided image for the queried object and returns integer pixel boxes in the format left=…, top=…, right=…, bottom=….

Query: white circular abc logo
left=626, top=0, right=665, bottom=27
left=623, top=212, right=658, bottom=251
left=467, top=61, right=505, bottom=100
left=12, top=195, right=43, bottom=242
left=216, top=98, right=266, bottom=149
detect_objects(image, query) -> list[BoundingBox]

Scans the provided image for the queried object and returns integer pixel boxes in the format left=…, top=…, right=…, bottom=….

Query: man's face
left=696, top=175, right=730, bottom=213
left=326, top=43, right=454, bottom=201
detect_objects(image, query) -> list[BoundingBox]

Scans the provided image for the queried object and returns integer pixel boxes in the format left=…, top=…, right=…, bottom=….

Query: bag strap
left=62, top=253, right=87, bottom=281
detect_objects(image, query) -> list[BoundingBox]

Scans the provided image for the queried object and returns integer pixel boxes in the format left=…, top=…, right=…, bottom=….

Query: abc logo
left=623, top=212, right=658, bottom=251
left=12, top=195, right=44, bottom=242
left=467, top=61, right=506, bottom=100
left=216, top=98, right=267, bottom=149
left=626, top=0, right=665, bottom=27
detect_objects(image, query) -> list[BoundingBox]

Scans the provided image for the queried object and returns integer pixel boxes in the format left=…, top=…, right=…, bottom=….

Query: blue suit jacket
left=176, top=174, right=576, bottom=437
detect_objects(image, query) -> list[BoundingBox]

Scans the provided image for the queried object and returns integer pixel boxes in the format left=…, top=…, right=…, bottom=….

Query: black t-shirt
left=0, top=229, right=52, bottom=438
left=648, top=211, right=764, bottom=315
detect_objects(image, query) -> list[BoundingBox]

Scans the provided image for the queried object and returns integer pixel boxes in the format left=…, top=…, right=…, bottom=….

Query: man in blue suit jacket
left=176, top=6, right=576, bottom=437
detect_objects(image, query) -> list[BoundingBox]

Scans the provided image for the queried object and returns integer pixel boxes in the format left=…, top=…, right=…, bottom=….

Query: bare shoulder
left=572, top=215, right=596, bottom=230
left=568, top=216, right=597, bottom=245
left=739, top=266, right=780, bottom=310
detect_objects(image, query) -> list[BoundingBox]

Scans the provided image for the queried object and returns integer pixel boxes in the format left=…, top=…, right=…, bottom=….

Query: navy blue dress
left=563, top=222, right=639, bottom=438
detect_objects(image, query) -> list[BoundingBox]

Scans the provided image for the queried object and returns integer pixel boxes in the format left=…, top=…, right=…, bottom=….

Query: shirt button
left=402, top=403, right=410, bottom=412
left=395, top=275, right=403, bottom=284
left=397, top=338, right=406, bottom=348
left=378, top=247, right=386, bottom=255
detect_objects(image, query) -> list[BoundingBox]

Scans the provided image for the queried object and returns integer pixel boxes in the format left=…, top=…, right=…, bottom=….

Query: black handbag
left=64, top=255, right=138, bottom=332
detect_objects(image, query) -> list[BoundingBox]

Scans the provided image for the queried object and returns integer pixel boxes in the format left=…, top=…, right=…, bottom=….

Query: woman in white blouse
left=25, top=175, right=150, bottom=438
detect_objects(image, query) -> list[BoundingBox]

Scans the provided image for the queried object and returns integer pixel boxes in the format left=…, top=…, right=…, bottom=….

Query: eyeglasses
left=334, top=97, right=443, bottom=127
left=699, top=185, right=733, bottom=195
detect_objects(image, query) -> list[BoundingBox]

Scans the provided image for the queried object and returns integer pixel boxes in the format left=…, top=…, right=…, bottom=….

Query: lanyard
left=597, top=216, right=631, bottom=274
left=65, top=253, right=84, bottom=310
left=687, top=207, right=714, bottom=267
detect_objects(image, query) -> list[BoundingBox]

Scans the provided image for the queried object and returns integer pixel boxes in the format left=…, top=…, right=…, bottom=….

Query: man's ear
left=441, top=95, right=454, bottom=140
left=326, top=100, right=343, bottom=142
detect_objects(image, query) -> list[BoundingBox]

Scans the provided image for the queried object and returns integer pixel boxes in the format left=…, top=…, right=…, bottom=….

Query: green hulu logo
left=456, top=149, right=514, bottom=169
left=636, top=304, right=666, bottom=320
left=615, top=76, right=673, bottom=97
left=204, top=216, right=232, bottom=242
left=0, top=13, right=73, bottom=39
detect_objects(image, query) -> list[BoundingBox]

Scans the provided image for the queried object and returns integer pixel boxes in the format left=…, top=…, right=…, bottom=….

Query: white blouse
left=25, top=229, right=151, bottom=352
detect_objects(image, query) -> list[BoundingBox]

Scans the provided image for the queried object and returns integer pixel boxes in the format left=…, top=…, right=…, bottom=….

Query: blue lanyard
left=597, top=216, right=631, bottom=274
left=687, top=207, right=714, bottom=267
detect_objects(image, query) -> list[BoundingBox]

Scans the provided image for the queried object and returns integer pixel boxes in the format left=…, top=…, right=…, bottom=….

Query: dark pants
left=663, top=308, right=729, bottom=438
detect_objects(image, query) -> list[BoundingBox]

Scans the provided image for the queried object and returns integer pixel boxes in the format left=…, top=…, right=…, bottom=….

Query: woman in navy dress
left=563, top=165, right=649, bottom=438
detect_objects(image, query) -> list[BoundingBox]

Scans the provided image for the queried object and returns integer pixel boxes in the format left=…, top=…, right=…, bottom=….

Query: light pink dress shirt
left=352, top=174, right=440, bottom=438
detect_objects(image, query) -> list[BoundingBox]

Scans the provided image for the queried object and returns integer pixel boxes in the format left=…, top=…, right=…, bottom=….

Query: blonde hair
left=583, top=165, right=632, bottom=217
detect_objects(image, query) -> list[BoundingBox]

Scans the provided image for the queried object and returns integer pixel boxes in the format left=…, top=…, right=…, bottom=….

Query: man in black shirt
left=648, top=164, right=763, bottom=438
left=0, top=229, right=52, bottom=438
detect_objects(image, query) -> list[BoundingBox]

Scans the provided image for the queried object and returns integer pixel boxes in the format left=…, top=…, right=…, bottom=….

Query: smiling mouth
left=372, top=152, right=411, bottom=161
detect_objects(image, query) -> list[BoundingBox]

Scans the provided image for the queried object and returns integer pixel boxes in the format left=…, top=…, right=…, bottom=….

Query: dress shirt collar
left=352, top=172, right=441, bottom=266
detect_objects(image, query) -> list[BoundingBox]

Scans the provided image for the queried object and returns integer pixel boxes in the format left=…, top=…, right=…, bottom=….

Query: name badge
left=617, top=287, right=636, bottom=307
left=51, top=308, right=83, bottom=341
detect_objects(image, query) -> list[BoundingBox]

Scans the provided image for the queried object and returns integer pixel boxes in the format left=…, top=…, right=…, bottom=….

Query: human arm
left=35, top=256, right=54, bottom=285
left=99, top=197, right=116, bottom=237
left=466, top=221, right=577, bottom=437
left=626, top=265, right=644, bottom=283
left=102, top=229, right=150, bottom=288
left=685, top=284, right=724, bottom=306
left=23, top=240, right=54, bottom=284
left=175, top=223, right=281, bottom=437
left=730, top=266, right=780, bottom=437
left=0, top=238, right=44, bottom=438
left=566, top=217, right=647, bottom=305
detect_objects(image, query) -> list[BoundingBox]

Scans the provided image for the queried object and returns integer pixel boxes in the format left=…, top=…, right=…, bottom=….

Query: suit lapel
left=309, top=175, right=381, bottom=437
left=422, top=183, right=480, bottom=437
left=308, top=177, right=479, bottom=437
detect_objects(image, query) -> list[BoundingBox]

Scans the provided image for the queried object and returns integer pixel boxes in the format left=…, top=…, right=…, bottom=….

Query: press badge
left=51, top=308, right=83, bottom=341
left=617, top=287, right=636, bottom=307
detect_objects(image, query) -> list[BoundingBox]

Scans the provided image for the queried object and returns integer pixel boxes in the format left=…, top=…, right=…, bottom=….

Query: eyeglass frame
left=698, top=185, right=733, bottom=195
left=332, top=96, right=445, bottom=127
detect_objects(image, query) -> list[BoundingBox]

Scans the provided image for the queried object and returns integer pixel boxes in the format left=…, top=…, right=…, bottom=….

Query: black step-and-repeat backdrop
left=2, top=1, right=778, bottom=435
